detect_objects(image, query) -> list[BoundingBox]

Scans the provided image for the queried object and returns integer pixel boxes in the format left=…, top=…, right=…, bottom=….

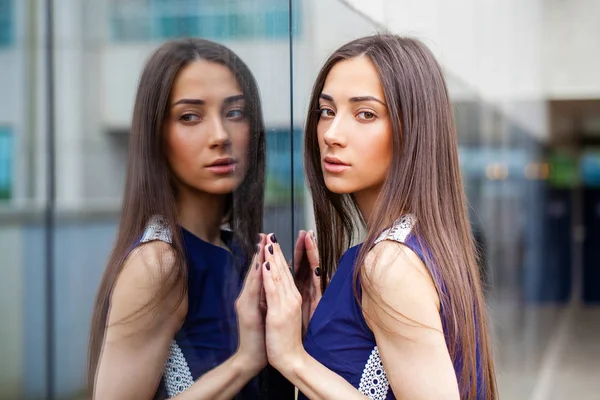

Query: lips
left=323, top=156, right=350, bottom=173
left=207, top=157, right=237, bottom=174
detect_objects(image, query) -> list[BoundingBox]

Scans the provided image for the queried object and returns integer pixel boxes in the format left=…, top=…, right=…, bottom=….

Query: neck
left=353, top=186, right=381, bottom=229
left=176, top=186, right=228, bottom=246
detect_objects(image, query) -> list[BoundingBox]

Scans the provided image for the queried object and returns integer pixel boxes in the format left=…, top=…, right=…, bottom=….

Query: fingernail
left=255, top=262, right=259, bottom=270
left=270, top=233, right=278, bottom=244
left=256, top=244, right=261, bottom=253
left=315, top=267, right=320, bottom=277
left=265, top=261, right=270, bottom=271
left=268, top=244, right=274, bottom=255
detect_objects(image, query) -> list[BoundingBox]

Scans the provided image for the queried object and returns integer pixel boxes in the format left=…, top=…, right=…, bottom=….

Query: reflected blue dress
left=299, top=214, right=484, bottom=399
left=135, top=215, right=260, bottom=399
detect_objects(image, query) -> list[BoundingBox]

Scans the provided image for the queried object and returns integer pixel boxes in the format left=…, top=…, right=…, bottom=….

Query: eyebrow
left=172, top=94, right=245, bottom=107
left=319, top=93, right=386, bottom=106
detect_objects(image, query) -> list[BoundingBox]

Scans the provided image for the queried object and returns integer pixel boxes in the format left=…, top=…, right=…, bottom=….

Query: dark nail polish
left=268, top=244, right=274, bottom=255
left=270, top=233, right=278, bottom=244
left=256, top=244, right=261, bottom=253
left=265, top=262, right=270, bottom=271
left=315, top=267, right=320, bottom=277
left=255, top=262, right=259, bottom=270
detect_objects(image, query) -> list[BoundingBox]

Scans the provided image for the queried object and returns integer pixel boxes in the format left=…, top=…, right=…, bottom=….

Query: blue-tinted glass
left=265, top=128, right=304, bottom=205
left=109, top=0, right=300, bottom=42
left=0, top=126, right=13, bottom=199
left=0, top=0, right=13, bottom=47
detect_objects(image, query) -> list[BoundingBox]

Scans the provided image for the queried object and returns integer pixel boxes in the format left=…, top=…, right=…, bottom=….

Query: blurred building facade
left=0, top=0, right=599, bottom=399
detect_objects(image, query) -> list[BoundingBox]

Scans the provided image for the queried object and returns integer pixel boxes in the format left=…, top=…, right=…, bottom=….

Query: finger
left=267, top=234, right=297, bottom=294
left=259, top=233, right=267, bottom=246
left=262, top=260, right=280, bottom=306
left=245, top=246, right=269, bottom=302
left=312, top=265, right=322, bottom=298
left=264, top=239, right=285, bottom=294
left=249, top=256, right=265, bottom=299
left=256, top=260, right=264, bottom=303
left=260, top=276, right=267, bottom=310
left=293, top=230, right=307, bottom=273
left=305, top=231, right=320, bottom=270
left=241, top=245, right=261, bottom=290
left=264, top=235, right=291, bottom=295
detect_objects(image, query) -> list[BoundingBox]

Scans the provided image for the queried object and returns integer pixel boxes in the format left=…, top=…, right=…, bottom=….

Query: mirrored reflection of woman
left=261, top=35, right=498, bottom=400
left=88, top=38, right=291, bottom=400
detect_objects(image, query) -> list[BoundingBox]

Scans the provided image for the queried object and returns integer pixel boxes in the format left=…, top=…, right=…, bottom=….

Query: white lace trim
left=164, top=340, right=194, bottom=397
left=374, top=214, right=416, bottom=245
left=140, top=215, right=172, bottom=244
left=358, top=346, right=389, bottom=399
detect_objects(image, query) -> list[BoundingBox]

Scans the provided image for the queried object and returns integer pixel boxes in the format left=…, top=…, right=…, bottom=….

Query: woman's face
left=317, top=56, right=393, bottom=202
left=165, top=60, right=250, bottom=196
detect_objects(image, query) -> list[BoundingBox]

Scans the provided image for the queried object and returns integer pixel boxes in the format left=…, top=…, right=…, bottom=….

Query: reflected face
left=165, top=60, right=250, bottom=195
left=317, top=56, right=393, bottom=198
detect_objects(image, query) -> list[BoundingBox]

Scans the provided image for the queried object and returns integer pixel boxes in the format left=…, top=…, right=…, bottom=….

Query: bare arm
left=285, top=352, right=369, bottom=400
left=362, top=241, right=460, bottom=400
left=93, top=240, right=265, bottom=400
left=262, top=235, right=368, bottom=400
left=261, top=234, right=459, bottom=400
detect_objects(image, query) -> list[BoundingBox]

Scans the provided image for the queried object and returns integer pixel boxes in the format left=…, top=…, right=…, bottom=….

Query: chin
left=209, top=181, right=242, bottom=195
left=323, top=177, right=356, bottom=195
left=199, top=176, right=244, bottom=195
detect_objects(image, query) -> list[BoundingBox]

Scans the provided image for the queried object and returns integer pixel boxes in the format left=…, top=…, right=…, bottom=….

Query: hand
left=234, top=234, right=268, bottom=373
left=293, top=230, right=322, bottom=338
left=262, top=233, right=305, bottom=375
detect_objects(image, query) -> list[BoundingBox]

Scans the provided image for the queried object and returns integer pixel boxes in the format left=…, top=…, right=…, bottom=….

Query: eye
left=357, top=111, right=376, bottom=121
left=225, top=108, right=245, bottom=120
left=319, top=107, right=335, bottom=118
left=179, top=113, right=201, bottom=122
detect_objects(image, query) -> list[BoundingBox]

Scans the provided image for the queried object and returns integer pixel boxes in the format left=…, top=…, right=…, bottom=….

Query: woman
left=261, top=35, right=498, bottom=399
left=88, top=38, right=289, bottom=399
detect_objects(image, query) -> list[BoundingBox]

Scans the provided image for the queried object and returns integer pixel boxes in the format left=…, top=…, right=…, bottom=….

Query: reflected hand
left=262, top=233, right=305, bottom=374
left=234, top=234, right=268, bottom=373
left=293, top=230, right=322, bottom=338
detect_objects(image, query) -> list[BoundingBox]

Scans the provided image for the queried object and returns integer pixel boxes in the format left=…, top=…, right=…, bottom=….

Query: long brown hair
left=88, top=38, right=265, bottom=393
left=304, top=35, right=497, bottom=399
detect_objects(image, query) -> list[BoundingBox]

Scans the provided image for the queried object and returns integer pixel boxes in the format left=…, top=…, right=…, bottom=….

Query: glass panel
left=48, top=0, right=294, bottom=398
left=0, top=0, right=50, bottom=399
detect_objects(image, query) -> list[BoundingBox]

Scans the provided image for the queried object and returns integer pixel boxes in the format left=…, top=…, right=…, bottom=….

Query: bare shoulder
left=362, top=240, right=441, bottom=332
left=122, top=240, right=178, bottom=284
left=108, top=240, right=187, bottom=337
left=364, top=240, right=437, bottom=297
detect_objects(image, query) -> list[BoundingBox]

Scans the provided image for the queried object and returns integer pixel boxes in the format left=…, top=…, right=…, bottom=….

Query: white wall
left=543, top=0, right=600, bottom=99
left=344, top=0, right=549, bottom=140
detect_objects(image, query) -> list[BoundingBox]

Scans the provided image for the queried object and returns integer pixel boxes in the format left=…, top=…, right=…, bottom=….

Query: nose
left=208, top=115, right=231, bottom=149
left=322, top=114, right=348, bottom=148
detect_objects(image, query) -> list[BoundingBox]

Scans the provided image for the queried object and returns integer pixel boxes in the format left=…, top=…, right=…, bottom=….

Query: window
left=109, top=0, right=300, bottom=43
left=265, top=127, right=304, bottom=205
left=0, top=126, right=13, bottom=200
left=0, top=0, right=13, bottom=48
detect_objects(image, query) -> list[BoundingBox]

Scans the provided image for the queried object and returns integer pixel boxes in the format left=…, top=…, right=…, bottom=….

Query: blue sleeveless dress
left=136, top=216, right=260, bottom=399
left=299, top=215, right=484, bottom=399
